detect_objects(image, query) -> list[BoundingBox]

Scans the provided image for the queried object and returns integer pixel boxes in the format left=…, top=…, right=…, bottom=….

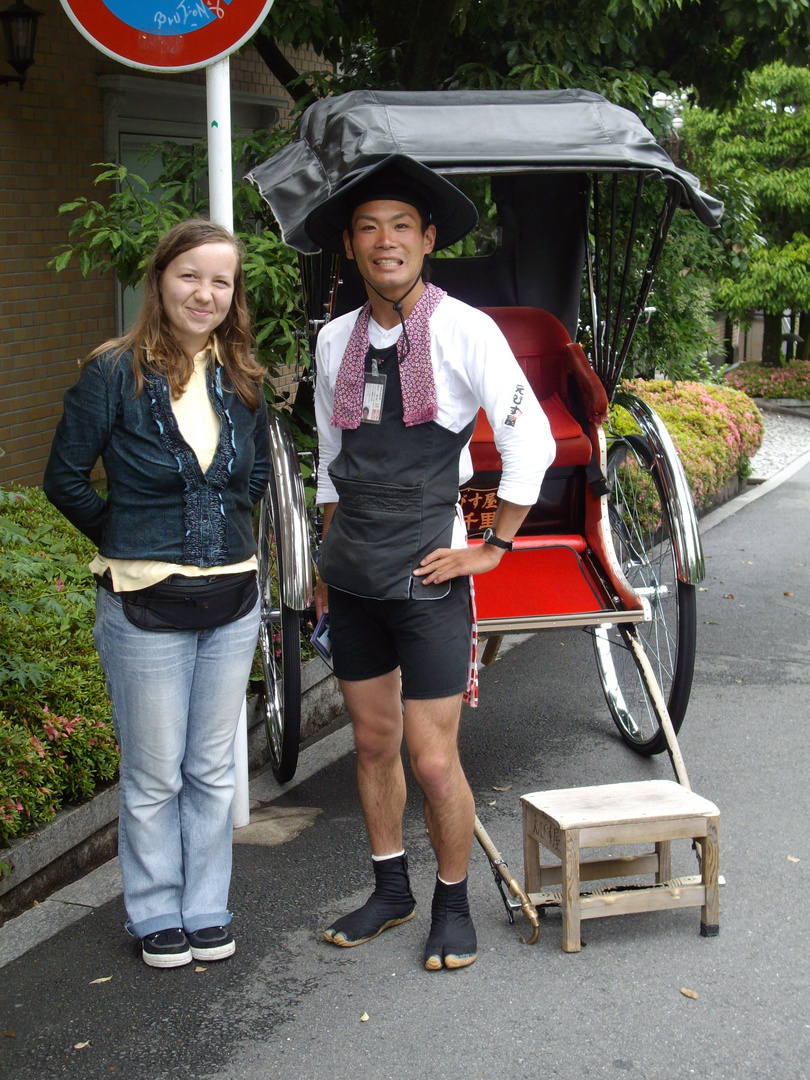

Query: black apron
left=318, top=344, right=475, bottom=601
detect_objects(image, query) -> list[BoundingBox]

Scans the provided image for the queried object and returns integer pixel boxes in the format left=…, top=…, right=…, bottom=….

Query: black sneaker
left=141, top=928, right=192, bottom=969
left=186, top=926, right=236, bottom=961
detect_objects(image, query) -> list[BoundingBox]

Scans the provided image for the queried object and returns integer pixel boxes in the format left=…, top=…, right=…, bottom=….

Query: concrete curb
left=751, top=397, right=810, bottom=420
left=0, top=660, right=345, bottom=921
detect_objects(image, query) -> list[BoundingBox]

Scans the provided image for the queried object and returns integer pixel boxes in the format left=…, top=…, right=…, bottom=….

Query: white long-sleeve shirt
left=314, top=296, right=554, bottom=512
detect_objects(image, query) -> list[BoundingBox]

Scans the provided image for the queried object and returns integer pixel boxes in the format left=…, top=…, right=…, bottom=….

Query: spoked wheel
left=594, top=434, right=697, bottom=755
left=257, top=473, right=302, bottom=783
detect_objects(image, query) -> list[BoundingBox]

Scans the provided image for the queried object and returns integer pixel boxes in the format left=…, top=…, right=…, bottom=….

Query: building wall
left=0, top=1, right=324, bottom=487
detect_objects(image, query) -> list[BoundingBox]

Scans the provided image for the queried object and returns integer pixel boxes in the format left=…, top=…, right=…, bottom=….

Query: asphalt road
left=1, top=461, right=808, bottom=1080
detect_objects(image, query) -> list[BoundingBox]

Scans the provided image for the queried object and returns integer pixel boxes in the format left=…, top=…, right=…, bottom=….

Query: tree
left=716, top=234, right=810, bottom=358
left=249, top=3, right=810, bottom=379
left=256, top=0, right=810, bottom=112
left=49, top=131, right=307, bottom=403
left=682, top=62, right=810, bottom=364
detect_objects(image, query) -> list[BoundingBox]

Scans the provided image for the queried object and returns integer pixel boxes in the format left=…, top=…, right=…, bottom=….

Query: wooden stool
left=521, top=780, right=720, bottom=952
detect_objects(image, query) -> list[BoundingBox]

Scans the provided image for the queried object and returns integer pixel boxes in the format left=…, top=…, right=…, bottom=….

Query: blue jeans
left=93, top=587, right=260, bottom=939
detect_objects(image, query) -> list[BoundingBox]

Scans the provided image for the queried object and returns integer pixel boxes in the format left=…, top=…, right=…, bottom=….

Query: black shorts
left=327, top=576, right=472, bottom=700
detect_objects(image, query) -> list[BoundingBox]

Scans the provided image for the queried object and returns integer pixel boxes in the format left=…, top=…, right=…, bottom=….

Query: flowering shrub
left=35, top=707, right=119, bottom=805
left=0, top=487, right=118, bottom=849
left=725, top=361, right=810, bottom=401
left=614, top=380, right=764, bottom=511
left=0, top=713, right=61, bottom=843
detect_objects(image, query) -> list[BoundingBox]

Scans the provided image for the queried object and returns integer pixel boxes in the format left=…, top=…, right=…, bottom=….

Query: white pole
left=232, top=698, right=251, bottom=829
left=206, top=57, right=250, bottom=828
left=206, top=56, right=234, bottom=231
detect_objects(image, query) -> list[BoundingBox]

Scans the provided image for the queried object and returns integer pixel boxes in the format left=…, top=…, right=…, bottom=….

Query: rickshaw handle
left=619, top=625, right=691, bottom=791
left=474, top=815, right=541, bottom=945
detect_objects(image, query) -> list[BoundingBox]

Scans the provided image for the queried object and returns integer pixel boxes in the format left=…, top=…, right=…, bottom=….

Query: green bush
left=725, top=361, right=810, bottom=401
left=614, top=380, right=764, bottom=510
left=0, top=487, right=117, bottom=848
left=0, top=713, right=62, bottom=843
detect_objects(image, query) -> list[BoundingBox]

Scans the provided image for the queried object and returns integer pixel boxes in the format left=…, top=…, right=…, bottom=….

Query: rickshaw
left=246, top=90, right=722, bottom=935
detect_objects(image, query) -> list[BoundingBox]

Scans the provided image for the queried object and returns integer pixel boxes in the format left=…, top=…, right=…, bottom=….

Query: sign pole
left=206, top=56, right=234, bottom=232
left=206, top=57, right=250, bottom=826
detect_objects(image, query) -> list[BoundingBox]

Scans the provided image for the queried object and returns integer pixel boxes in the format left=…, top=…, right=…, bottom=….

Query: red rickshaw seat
left=471, top=307, right=600, bottom=470
left=463, top=308, right=642, bottom=623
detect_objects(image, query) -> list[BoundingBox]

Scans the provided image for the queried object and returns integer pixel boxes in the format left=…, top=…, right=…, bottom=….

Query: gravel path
left=749, top=406, right=810, bottom=479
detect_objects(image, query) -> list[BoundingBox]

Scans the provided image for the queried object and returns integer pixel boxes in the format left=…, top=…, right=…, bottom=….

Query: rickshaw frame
left=247, top=93, right=722, bottom=935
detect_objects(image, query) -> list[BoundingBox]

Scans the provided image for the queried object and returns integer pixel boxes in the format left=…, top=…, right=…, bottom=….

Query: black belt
left=94, top=570, right=236, bottom=593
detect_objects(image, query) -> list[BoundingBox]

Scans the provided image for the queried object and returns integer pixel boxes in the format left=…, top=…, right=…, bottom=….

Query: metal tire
left=594, top=435, right=697, bottom=755
left=257, top=475, right=302, bottom=783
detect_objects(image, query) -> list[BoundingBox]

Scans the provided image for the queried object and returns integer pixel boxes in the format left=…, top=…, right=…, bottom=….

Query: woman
left=44, top=219, right=270, bottom=969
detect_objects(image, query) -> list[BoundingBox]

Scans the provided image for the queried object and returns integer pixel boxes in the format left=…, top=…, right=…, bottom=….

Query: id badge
left=362, top=373, right=386, bottom=423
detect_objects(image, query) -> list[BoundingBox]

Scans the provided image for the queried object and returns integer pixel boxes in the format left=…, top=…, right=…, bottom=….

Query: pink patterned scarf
left=330, top=282, right=446, bottom=429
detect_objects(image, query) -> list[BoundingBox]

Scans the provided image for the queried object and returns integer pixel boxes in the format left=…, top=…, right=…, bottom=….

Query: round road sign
left=60, top=0, right=275, bottom=73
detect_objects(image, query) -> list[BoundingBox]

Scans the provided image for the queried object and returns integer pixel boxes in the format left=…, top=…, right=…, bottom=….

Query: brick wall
left=0, top=1, right=326, bottom=487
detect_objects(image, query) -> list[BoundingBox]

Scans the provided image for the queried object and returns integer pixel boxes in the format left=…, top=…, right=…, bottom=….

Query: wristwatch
left=482, top=528, right=513, bottom=552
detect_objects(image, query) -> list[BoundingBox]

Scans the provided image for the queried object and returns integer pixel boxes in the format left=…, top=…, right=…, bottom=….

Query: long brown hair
left=87, top=219, right=265, bottom=411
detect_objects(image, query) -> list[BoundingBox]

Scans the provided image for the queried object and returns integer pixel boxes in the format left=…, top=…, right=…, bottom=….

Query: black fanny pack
left=97, top=570, right=258, bottom=633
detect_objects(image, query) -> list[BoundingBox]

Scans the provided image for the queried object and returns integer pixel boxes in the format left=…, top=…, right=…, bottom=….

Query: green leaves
left=48, top=129, right=308, bottom=384
left=717, top=232, right=810, bottom=317
left=0, top=487, right=116, bottom=845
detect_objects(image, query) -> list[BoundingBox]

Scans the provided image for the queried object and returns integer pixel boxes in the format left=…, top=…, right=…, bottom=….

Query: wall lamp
left=0, top=0, right=41, bottom=89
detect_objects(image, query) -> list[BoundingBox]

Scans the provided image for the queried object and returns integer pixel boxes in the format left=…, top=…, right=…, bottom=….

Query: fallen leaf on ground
left=360, top=1012, right=369, bottom=1022
left=680, top=987, right=699, bottom=1000
left=195, top=966, right=207, bottom=973
left=73, top=1041, right=90, bottom=1049
left=492, top=784, right=512, bottom=792
left=784, top=591, right=794, bottom=597
left=788, top=855, right=800, bottom=863
left=487, top=800, right=497, bottom=806
left=89, top=976, right=112, bottom=985
left=722, top=593, right=734, bottom=599
left=2, top=1031, right=15, bottom=1038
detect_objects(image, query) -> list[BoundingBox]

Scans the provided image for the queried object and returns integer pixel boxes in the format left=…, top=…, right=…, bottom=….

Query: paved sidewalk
left=2, top=404, right=809, bottom=972
left=1, top=458, right=807, bottom=1080
left=1, top=459, right=809, bottom=1080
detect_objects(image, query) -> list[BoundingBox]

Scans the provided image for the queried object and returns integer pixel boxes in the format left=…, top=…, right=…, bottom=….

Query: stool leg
left=561, top=828, right=581, bottom=953
left=700, top=816, right=720, bottom=936
left=523, top=809, right=542, bottom=895
left=655, top=840, right=672, bottom=883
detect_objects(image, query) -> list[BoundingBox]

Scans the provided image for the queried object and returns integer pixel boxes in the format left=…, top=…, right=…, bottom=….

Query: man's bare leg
left=404, top=694, right=474, bottom=880
left=404, top=694, right=477, bottom=970
left=323, top=670, right=416, bottom=947
left=343, top=670, right=407, bottom=855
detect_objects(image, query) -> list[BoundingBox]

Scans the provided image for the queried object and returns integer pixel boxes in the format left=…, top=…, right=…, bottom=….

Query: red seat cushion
left=470, top=308, right=593, bottom=471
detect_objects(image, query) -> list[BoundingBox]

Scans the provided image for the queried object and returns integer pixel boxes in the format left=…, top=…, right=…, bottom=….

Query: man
left=306, top=154, right=554, bottom=970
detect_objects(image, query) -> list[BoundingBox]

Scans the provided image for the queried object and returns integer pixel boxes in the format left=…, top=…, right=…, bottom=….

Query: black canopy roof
left=247, top=89, right=723, bottom=255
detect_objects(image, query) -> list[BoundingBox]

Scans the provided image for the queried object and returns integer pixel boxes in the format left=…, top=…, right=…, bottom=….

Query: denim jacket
left=43, top=350, right=271, bottom=567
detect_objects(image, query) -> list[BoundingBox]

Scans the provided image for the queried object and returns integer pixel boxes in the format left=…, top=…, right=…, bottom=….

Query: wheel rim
left=257, top=491, right=285, bottom=768
left=594, top=438, right=682, bottom=747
